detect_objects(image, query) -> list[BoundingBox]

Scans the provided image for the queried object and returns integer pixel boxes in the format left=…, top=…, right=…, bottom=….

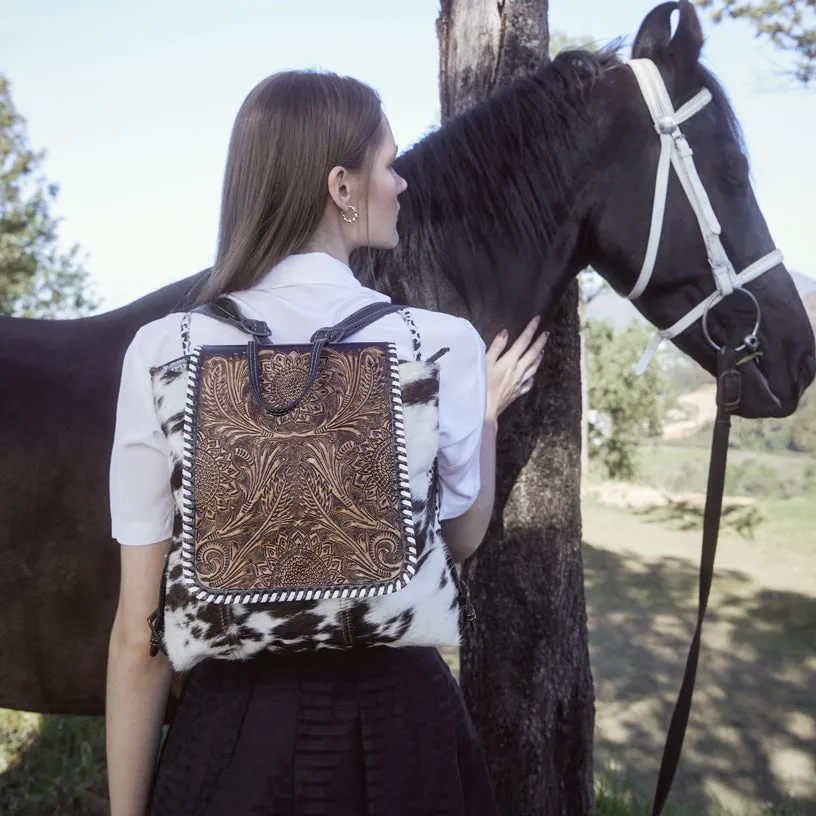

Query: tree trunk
left=437, top=2, right=596, bottom=814
left=580, top=298, right=590, bottom=475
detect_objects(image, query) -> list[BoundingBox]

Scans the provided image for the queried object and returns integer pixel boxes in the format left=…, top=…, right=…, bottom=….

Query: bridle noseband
left=625, top=58, right=782, bottom=374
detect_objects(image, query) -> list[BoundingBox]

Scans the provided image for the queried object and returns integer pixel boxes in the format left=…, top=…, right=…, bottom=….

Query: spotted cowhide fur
left=148, top=320, right=462, bottom=672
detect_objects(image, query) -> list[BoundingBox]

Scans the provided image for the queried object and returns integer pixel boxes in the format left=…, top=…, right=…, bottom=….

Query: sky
left=2, top=0, right=814, bottom=314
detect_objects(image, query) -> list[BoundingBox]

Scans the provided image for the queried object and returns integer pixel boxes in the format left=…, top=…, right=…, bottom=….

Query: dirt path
left=662, top=383, right=717, bottom=441
left=582, top=498, right=816, bottom=814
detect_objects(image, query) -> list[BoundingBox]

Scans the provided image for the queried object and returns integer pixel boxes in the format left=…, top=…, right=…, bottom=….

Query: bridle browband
left=625, top=58, right=782, bottom=374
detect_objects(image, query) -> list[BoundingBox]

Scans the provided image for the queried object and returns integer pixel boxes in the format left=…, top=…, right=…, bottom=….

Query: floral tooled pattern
left=254, top=530, right=345, bottom=587
left=257, top=351, right=331, bottom=426
left=191, top=344, right=407, bottom=593
left=368, top=531, right=403, bottom=573
left=193, top=436, right=242, bottom=514
left=347, top=426, right=399, bottom=513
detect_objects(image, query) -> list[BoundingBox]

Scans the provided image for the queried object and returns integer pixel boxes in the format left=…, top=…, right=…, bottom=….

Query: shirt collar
left=254, top=252, right=361, bottom=291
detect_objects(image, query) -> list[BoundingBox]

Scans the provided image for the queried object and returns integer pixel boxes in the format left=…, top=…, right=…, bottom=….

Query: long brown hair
left=195, top=71, right=383, bottom=305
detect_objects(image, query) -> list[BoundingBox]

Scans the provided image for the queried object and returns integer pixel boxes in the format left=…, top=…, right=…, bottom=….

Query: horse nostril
left=799, top=352, right=816, bottom=397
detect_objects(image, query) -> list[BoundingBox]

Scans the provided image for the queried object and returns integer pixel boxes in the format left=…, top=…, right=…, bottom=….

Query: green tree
left=0, top=74, right=98, bottom=318
left=586, top=320, right=666, bottom=480
left=730, top=390, right=816, bottom=452
left=548, top=30, right=598, bottom=58
left=694, top=0, right=816, bottom=83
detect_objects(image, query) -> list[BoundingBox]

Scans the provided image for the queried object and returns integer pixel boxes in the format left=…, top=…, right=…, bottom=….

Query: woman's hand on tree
left=485, top=316, right=549, bottom=421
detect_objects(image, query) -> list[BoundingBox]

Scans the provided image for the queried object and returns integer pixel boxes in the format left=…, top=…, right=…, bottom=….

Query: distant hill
left=586, top=269, right=816, bottom=329
left=794, top=270, right=816, bottom=296
left=583, top=270, right=816, bottom=452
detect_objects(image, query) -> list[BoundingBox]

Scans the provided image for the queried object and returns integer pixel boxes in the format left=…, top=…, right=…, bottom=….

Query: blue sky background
left=3, top=0, right=814, bottom=312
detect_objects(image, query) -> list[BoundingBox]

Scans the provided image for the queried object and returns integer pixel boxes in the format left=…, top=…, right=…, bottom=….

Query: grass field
left=0, top=710, right=108, bottom=815
left=1, top=445, right=812, bottom=815
left=635, top=443, right=814, bottom=508
left=582, top=476, right=815, bottom=815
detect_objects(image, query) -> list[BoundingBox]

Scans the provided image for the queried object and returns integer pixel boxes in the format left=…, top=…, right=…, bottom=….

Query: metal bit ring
left=701, top=287, right=762, bottom=353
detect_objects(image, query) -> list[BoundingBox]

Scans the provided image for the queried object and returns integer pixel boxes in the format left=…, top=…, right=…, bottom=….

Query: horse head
left=580, top=0, right=815, bottom=418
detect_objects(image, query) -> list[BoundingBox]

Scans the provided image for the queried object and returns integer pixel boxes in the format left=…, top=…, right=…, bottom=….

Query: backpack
left=147, top=298, right=474, bottom=671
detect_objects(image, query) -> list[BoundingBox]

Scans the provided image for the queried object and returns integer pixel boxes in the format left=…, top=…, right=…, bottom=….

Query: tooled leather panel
left=191, top=343, right=406, bottom=593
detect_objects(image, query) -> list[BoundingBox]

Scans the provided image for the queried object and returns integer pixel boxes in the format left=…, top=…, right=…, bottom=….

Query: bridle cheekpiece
left=625, top=58, right=782, bottom=374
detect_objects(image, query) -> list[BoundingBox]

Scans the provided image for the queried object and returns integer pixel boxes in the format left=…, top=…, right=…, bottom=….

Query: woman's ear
left=327, top=165, right=358, bottom=211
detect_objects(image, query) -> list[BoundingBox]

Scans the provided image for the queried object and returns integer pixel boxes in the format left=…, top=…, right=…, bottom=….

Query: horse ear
left=633, top=1, right=703, bottom=74
left=668, top=0, right=704, bottom=72
left=632, top=2, right=677, bottom=61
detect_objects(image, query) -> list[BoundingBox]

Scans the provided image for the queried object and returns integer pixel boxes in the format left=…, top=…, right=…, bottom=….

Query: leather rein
left=622, top=59, right=783, bottom=815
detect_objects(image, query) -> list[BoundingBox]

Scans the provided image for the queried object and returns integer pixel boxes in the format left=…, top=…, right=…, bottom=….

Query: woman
left=106, top=70, right=548, bottom=816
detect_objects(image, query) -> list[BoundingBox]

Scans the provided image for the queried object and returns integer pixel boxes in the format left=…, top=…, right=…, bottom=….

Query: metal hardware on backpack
left=147, top=298, right=469, bottom=672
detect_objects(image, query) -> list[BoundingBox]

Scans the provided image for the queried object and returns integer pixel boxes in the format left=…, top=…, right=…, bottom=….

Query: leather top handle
left=194, top=298, right=403, bottom=415
left=249, top=302, right=403, bottom=415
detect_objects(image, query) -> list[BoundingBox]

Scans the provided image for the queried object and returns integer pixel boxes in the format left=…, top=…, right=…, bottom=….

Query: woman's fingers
left=486, top=317, right=549, bottom=417
left=518, top=376, right=535, bottom=395
left=489, top=316, right=542, bottom=367
left=505, top=316, right=541, bottom=362
left=486, top=329, right=509, bottom=363
left=489, top=316, right=544, bottom=359
left=518, top=329, right=550, bottom=373
left=520, top=349, right=545, bottom=385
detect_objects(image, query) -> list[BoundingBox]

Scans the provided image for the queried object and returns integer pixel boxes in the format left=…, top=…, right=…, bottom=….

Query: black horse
left=1, top=1, right=813, bottom=715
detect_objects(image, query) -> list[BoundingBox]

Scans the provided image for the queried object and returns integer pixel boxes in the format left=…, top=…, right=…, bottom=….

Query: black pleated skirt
left=150, top=646, right=499, bottom=816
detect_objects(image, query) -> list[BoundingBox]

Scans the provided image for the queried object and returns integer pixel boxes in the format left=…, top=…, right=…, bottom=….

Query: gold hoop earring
left=341, top=205, right=359, bottom=224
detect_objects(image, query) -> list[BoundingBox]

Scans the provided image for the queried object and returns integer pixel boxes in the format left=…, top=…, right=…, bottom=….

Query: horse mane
left=180, top=49, right=739, bottom=322
left=696, top=64, right=748, bottom=159
left=360, top=47, right=622, bottom=306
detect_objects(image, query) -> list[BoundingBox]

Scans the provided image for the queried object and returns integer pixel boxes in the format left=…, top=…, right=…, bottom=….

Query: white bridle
left=624, top=58, right=783, bottom=375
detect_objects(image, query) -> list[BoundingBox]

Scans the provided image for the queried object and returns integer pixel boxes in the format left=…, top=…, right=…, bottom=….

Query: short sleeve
left=109, top=328, right=175, bottom=546
left=436, top=320, right=487, bottom=520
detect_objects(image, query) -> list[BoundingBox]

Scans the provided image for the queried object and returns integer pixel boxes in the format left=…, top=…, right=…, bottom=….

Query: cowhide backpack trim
left=178, top=340, right=419, bottom=604
left=148, top=307, right=463, bottom=671
left=400, top=308, right=423, bottom=361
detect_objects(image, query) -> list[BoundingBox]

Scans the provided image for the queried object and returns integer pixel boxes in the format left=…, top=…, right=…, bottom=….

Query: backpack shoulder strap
left=310, top=302, right=403, bottom=343
left=194, top=298, right=403, bottom=345
left=191, top=297, right=273, bottom=343
left=180, top=312, right=192, bottom=356
left=397, top=309, right=423, bottom=362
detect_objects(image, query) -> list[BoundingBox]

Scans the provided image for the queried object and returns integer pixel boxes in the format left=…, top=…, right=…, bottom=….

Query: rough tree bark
left=437, top=2, right=596, bottom=814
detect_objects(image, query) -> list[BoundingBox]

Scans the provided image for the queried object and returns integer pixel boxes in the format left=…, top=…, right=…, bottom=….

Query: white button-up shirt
left=110, top=252, right=487, bottom=546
